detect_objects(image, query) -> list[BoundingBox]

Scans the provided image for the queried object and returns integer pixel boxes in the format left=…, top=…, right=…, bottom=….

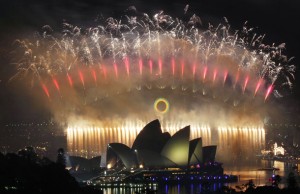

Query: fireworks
left=10, top=8, right=295, bottom=130
left=66, top=121, right=265, bottom=159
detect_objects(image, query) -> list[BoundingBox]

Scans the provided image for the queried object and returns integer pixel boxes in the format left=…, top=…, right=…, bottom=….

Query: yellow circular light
left=154, top=98, right=169, bottom=114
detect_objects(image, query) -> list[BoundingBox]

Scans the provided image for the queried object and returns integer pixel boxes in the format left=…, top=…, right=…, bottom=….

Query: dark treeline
left=0, top=147, right=102, bottom=194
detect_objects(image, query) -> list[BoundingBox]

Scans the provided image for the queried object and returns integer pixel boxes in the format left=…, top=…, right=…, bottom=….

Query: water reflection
left=224, top=160, right=299, bottom=189
left=100, top=161, right=299, bottom=194
left=101, top=183, right=224, bottom=194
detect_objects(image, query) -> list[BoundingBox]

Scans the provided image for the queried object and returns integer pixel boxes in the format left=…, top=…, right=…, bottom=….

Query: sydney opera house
left=103, top=119, right=237, bottom=183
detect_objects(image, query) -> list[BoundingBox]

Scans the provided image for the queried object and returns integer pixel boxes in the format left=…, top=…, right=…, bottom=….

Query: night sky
left=0, top=0, right=299, bottom=124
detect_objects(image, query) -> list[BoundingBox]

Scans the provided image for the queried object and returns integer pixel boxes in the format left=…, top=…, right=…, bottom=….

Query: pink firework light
left=149, top=59, right=153, bottom=75
left=158, top=57, right=162, bottom=76
left=139, top=58, right=143, bottom=76
left=41, top=83, right=50, bottom=99
left=181, top=60, right=185, bottom=78
left=39, top=58, right=277, bottom=103
left=203, top=66, right=208, bottom=81
left=213, top=68, right=218, bottom=84
left=78, top=70, right=85, bottom=88
left=172, top=57, right=175, bottom=76
left=254, top=78, right=262, bottom=97
left=124, top=57, right=130, bottom=77
left=223, top=70, right=228, bottom=85
left=91, top=69, right=97, bottom=86
left=67, top=73, right=73, bottom=87
left=52, top=78, right=60, bottom=92
left=264, top=84, right=274, bottom=101
left=192, top=62, right=196, bottom=79
left=243, top=75, right=249, bottom=94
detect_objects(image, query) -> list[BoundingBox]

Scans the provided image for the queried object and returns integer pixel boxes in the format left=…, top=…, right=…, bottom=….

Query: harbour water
left=100, top=160, right=299, bottom=194
left=223, top=160, right=299, bottom=189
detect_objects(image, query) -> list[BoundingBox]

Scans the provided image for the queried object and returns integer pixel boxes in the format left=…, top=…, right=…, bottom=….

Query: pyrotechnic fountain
left=11, top=7, right=295, bottom=161
left=66, top=122, right=265, bottom=162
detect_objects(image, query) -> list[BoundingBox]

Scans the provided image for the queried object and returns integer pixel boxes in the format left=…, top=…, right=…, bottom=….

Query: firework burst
left=10, top=8, right=295, bottom=127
